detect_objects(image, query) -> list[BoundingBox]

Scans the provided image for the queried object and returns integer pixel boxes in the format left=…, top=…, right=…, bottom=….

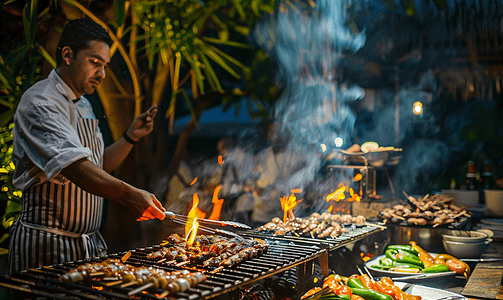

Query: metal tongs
left=163, top=211, right=251, bottom=230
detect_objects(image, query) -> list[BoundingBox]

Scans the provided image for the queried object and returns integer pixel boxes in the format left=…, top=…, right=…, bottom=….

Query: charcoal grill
left=0, top=238, right=327, bottom=300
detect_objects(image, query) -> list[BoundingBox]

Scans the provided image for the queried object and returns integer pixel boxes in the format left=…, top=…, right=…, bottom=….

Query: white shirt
left=12, top=70, right=97, bottom=190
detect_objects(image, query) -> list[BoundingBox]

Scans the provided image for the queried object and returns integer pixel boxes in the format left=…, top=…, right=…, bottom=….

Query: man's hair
left=56, top=18, right=113, bottom=67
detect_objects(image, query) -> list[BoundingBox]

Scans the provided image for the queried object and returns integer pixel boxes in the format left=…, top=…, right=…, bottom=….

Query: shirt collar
left=48, top=70, right=80, bottom=102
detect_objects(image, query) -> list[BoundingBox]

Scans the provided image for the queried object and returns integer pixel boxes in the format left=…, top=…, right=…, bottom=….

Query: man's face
left=68, top=40, right=110, bottom=96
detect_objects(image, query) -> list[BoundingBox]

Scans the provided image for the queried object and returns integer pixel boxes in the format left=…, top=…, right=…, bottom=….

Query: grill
left=0, top=238, right=328, bottom=300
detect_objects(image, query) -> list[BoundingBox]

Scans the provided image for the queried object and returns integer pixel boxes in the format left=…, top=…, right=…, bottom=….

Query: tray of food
left=365, top=242, right=470, bottom=280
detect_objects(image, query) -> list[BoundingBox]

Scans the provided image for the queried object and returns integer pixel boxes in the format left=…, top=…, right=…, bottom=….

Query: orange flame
left=280, top=192, right=302, bottom=223
left=209, top=185, right=224, bottom=220
left=190, top=177, right=197, bottom=185
left=218, top=155, right=224, bottom=165
left=185, top=194, right=206, bottom=238
left=291, top=188, right=302, bottom=194
left=328, top=205, right=333, bottom=213
left=326, top=186, right=346, bottom=202
left=354, top=174, right=362, bottom=181
left=186, top=218, right=200, bottom=245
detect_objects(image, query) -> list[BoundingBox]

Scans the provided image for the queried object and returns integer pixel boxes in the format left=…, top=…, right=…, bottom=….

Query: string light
left=413, top=101, right=423, bottom=115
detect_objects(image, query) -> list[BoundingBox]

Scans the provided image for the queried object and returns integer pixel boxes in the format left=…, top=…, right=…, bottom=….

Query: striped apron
left=8, top=116, right=107, bottom=274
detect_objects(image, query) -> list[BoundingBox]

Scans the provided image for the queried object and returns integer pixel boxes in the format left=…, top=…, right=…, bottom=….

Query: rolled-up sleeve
left=18, top=103, right=92, bottom=181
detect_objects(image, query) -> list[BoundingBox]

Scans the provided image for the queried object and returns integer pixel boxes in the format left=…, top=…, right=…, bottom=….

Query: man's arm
left=61, top=157, right=165, bottom=221
left=102, top=105, right=157, bottom=173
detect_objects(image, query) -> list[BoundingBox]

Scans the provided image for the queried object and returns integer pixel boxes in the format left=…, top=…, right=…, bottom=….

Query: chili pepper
left=349, top=274, right=360, bottom=279
left=359, top=275, right=375, bottom=290
left=371, top=265, right=391, bottom=270
left=409, top=241, right=434, bottom=268
left=301, top=287, right=322, bottom=299
left=421, top=264, right=450, bottom=273
left=385, top=249, right=397, bottom=261
left=319, top=292, right=351, bottom=300
left=445, top=259, right=466, bottom=274
left=394, top=263, right=424, bottom=270
left=386, top=245, right=419, bottom=256
left=379, top=258, right=395, bottom=267
left=434, top=254, right=457, bottom=261
left=349, top=287, right=394, bottom=300
left=394, top=254, right=424, bottom=268
left=434, top=259, right=446, bottom=265
left=373, top=281, right=395, bottom=298
left=351, top=295, right=365, bottom=300
left=397, top=250, right=421, bottom=260
left=336, top=285, right=353, bottom=297
left=378, top=277, right=394, bottom=287
left=347, top=278, right=366, bottom=289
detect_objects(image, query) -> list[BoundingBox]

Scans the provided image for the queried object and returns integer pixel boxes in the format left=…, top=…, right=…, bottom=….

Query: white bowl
left=442, top=238, right=492, bottom=258
left=442, top=230, right=488, bottom=243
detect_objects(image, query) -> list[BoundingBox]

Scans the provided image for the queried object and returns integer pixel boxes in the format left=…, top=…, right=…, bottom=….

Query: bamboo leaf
left=198, top=51, right=223, bottom=92
left=180, top=89, right=196, bottom=119
left=200, top=48, right=241, bottom=79
left=206, top=43, right=249, bottom=71
left=229, top=0, right=246, bottom=21
left=36, top=45, right=57, bottom=69
left=201, top=37, right=250, bottom=48
left=113, top=0, right=126, bottom=27
left=193, top=3, right=221, bottom=31
left=181, top=51, right=204, bottom=94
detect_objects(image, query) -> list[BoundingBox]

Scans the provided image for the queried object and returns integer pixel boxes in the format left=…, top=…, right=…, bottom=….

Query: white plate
left=365, top=253, right=456, bottom=279
left=395, top=282, right=467, bottom=300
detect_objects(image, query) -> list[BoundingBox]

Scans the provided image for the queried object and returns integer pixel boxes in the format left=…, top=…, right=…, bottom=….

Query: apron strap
left=18, top=220, right=97, bottom=259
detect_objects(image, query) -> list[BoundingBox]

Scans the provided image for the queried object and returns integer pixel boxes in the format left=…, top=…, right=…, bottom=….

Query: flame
left=328, top=205, right=333, bottom=213
left=280, top=192, right=302, bottom=223
left=190, top=177, right=197, bottom=185
left=218, top=155, right=224, bottom=165
left=208, top=185, right=224, bottom=220
left=185, top=194, right=205, bottom=237
left=326, top=186, right=345, bottom=202
left=186, top=218, right=200, bottom=245
left=92, top=286, right=104, bottom=291
left=291, top=188, right=302, bottom=194
left=354, top=174, right=362, bottom=181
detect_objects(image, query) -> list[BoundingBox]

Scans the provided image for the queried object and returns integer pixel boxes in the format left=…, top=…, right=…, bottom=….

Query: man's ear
left=61, top=46, right=73, bottom=66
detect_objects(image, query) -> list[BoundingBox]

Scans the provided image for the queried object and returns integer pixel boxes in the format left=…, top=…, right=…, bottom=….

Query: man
left=8, top=18, right=166, bottom=273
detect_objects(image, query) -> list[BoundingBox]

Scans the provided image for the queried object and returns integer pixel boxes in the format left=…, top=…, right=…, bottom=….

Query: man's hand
left=126, top=105, right=158, bottom=142
left=125, top=188, right=166, bottom=221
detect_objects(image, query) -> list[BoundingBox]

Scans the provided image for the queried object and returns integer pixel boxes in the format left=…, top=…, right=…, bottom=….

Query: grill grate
left=0, top=238, right=327, bottom=300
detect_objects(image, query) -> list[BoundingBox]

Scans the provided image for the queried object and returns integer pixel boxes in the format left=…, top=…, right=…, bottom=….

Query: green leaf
left=198, top=51, right=223, bottom=92
left=113, top=0, right=126, bottom=27
left=182, top=51, right=204, bottom=94
left=5, top=44, right=30, bottom=66
left=206, top=43, right=248, bottom=71
left=201, top=37, right=250, bottom=48
left=37, top=45, right=57, bottom=69
left=229, top=0, right=246, bottom=21
left=180, top=89, right=196, bottom=119
left=0, top=248, right=8, bottom=256
left=200, top=48, right=241, bottom=79
left=0, top=110, right=15, bottom=128
left=0, top=233, right=9, bottom=244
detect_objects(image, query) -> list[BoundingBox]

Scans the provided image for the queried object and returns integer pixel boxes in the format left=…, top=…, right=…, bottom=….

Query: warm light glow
left=326, top=186, right=346, bottom=202
left=291, top=188, right=302, bottom=194
left=186, top=218, right=200, bottom=245
left=354, top=174, right=362, bottom=181
left=328, top=205, right=333, bottom=212
left=190, top=177, right=197, bottom=185
left=320, top=144, right=327, bottom=152
left=92, top=286, right=104, bottom=291
left=413, top=101, right=423, bottom=115
left=280, top=192, right=302, bottom=223
left=334, top=137, right=343, bottom=147
left=218, top=155, right=224, bottom=165
left=185, top=194, right=205, bottom=237
left=209, top=185, right=224, bottom=220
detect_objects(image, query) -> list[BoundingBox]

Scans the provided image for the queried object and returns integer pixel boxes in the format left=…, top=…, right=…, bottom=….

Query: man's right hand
left=126, top=188, right=166, bottom=221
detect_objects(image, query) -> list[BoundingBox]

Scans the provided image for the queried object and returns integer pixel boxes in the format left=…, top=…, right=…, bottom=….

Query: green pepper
left=394, top=253, right=424, bottom=268
left=422, top=264, right=450, bottom=273
left=371, top=265, right=390, bottom=270
left=347, top=278, right=366, bottom=289
left=394, top=262, right=423, bottom=270
left=384, top=249, right=397, bottom=260
left=379, top=258, right=394, bottom=267
left=397, top=249, right=421, bottom=260
left=387, top=245, right=419, bottom=255
left=349, top=287, right=394, bottom=300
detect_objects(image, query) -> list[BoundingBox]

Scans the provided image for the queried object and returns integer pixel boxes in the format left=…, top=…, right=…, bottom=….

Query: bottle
left=479, top=160, right=494, bottom=204
left=450, top=178, right=456, bottom=189
left=465, top=161, right=478, bottom=191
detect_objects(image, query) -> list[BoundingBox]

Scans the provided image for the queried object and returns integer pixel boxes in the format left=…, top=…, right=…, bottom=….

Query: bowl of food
left=442, top=230, right=489, bottom=243
left=442, top=238, right=492, bottom=258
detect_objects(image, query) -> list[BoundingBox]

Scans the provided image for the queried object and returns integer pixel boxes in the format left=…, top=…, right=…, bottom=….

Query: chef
left=8, top=18, right=166, bottom=273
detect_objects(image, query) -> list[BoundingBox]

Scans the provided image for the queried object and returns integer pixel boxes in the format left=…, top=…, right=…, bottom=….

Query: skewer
left=89, top=272, right=105, bottom=277
left=356, top=265, right=364, bottom=275
left=105, top=280, right=123, bottom=287
left=364, top=266, right=375, bottom=282
left=164, top=211, right=251, bottom=229
left=159, top=291, right=169, bottom=298
left=210, top=266, right=225, bottom=274
left=127, top=282, right=155, bottom=296
left=157, top=258, right=167, bottom=263
left=175, top=261, right=191, bottom=267
left=120, top=280, right=138, bottom=288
